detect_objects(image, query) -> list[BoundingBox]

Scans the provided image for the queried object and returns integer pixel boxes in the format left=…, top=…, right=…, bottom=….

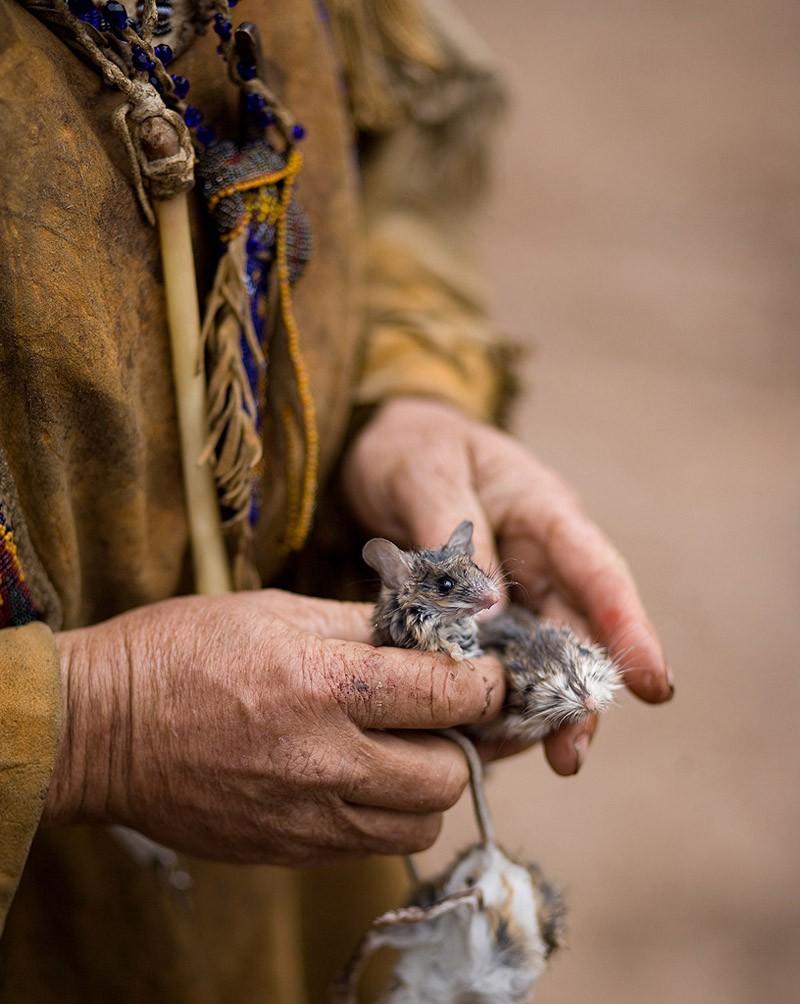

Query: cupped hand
left=343, top=397, right=673, bottom=775
left=45, top=590, right=505, bottom=863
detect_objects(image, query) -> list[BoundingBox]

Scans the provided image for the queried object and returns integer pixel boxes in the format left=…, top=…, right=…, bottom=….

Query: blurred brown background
left=420, top=2, right=800, bottom=1001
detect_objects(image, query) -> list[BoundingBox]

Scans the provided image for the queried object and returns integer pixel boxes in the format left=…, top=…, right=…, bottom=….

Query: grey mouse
left=364, top=521, right=621, bottom=741
left=363, top=520, right=501, bottom=661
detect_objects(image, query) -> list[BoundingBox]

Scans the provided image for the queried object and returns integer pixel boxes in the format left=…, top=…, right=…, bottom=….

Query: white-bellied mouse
left=363, top=521, right=621, bottom=742
left=329, top=729, right=566, bottom=1004
left=474, top=604, right=621, bottom=743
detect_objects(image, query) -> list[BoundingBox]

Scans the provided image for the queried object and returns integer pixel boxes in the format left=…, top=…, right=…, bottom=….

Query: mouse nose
left=584, top=696, right=598, bottom=713
left=477, top=586, right=501, bottom=611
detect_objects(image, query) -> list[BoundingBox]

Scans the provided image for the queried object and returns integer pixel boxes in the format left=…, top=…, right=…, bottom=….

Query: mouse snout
left=583, top=695, right=598, bottom=713
left=476, top=585, right=501, bottom=611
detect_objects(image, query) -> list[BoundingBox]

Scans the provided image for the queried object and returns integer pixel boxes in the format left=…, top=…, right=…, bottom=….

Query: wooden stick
left=155, top=192, right=232, bottom=595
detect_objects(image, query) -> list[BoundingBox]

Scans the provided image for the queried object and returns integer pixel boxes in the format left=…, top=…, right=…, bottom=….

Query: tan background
left=420, top=2, right=800, bottom=1001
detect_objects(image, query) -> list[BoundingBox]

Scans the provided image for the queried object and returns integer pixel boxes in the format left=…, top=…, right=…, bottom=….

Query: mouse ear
left=362, top=539, right=412, bottom=588
left=445, top=520, right=475, bottom=556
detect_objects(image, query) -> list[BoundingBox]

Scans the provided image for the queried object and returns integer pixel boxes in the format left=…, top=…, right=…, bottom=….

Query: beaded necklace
left=22, top=0, right=319, bottom=582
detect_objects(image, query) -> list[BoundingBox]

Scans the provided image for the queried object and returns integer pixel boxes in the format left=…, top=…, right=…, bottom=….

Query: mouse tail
left=439, top=728, right=496, bottom=849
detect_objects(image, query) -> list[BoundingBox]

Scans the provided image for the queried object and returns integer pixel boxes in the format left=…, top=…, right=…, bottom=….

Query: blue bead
left=85, top=7, right=102, bottom=27
left=245, top=92, right=267, bottom=113
left=170, top=74, right=190, bottom=99
left=196, top=125, right=216, bottom=147
left=132, top=45, right=155, bottom=72
left=148, top=74, right=163, bottom=94
left=154, top=43, right=173, bottom=66
left=228, top=0, right=239, bottom=7
left=183, top=105, right=203, bottom=128
left=237, top=62, right=256, bottom=81
left=213, top=20, right=232, bottom=40
left=291, top=123, right=306, bottom=141
left=103, top=2, right=127, bottom=30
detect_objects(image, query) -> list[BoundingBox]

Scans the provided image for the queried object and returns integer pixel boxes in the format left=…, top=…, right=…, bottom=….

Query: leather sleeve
left=0, top=621, right=61, bottom=936
left=0, top=448, right=62, bottom=935
left=331, top=0, right=515, bottom=422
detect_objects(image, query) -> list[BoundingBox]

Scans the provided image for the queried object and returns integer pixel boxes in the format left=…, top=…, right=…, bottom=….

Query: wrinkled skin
left=45, top=590, right=505, bottom=862
left=46, top=396, right=671, bottom=863
left=343, top=398, right=673, bottom=775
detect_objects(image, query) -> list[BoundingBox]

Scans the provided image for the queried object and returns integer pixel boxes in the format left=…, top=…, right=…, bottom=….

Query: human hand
left=43, top=590, right=505, bottom=864
left=342, top=397, right=673, bottom=775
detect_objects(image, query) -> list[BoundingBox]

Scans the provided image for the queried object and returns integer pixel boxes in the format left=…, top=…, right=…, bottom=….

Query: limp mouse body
left=474, top=605, right=621, bottom=743
left=329, top=730, right=565, bottom=1004
left=363, top=521, right=621, bottom=741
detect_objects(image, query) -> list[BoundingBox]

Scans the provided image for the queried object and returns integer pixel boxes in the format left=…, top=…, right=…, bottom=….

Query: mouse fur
left=363, top=521, right=500, bottom=661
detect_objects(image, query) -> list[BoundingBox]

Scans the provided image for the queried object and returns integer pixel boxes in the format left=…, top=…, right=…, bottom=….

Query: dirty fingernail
left=647, top=670, right=673, bottom=701
left=666, top=666, right=675, bottom=698
left=573, top=732, right=590, bottom=772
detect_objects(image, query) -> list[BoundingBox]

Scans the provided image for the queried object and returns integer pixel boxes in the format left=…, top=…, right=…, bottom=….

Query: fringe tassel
left=199, top=231, right=265, bottom=587
left=199, top=148, right=318, bottom=569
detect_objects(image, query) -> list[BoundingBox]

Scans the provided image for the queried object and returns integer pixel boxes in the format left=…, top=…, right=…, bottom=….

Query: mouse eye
left=436, top=576, right=455, bottom=595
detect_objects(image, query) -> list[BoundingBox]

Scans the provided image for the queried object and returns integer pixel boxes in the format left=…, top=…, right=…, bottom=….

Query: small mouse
left=363, top=520, right=501, bottom=661
left=329, top=729, right=566, bottom=1004
left=363, top=521, right=621, bottom=741
left=473, top=605, right=622, bottom=744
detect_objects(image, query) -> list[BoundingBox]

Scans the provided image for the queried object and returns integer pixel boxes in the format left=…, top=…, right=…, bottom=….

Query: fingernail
left=647, top=670, right=674, bottom=701
left=573, top=732, right=590, bottom=773
left=666, top=666, right=675, bottom=699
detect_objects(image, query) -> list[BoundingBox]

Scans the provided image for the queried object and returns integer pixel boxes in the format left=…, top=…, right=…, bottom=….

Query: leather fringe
left=199, top=232, right=265, bottom=588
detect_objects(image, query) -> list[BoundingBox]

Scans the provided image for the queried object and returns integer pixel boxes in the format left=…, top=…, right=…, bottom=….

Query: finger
left=391, top=451, right=502, bottom=596
left=537, top=592, right=592, bottom=642
left=341, top=731, right=469, bottom=813
left=249, top=590, right=375, bottom=642
left=335, top=803, right=444, bottom=856
left=543, top=714, right=598, bottom=776
left=471, top=734, right=536, bottom=763
left=320, top=639, right=506, bottom=730
left=542, top=511, right=672, bottom=703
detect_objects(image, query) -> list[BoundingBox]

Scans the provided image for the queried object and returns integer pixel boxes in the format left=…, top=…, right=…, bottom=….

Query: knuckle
left=342, top=648, right=382, bottom=719
left=331, top=745, right=372, bottom=796
left=296, top=641, right=342, bottom=716
left=426, top=661, right=478, bottom=725
left=327, top=643, right=385, bottom=726
left=421, top=662, right=448, bottom=724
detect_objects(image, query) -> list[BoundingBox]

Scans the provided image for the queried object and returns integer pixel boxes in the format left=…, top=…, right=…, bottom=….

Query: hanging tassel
left=197, top=141, right=315, bottom=571
left=198, top=231, right=265, bottom=589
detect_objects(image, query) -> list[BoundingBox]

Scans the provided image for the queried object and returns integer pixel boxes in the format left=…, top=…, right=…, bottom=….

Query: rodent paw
left=442, top=643, right=467, bottom=662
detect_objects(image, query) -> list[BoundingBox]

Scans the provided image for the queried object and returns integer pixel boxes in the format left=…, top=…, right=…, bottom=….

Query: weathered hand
left=44, top=590, right=505, bottom=863
left=343, top=397, right=673, bottom=775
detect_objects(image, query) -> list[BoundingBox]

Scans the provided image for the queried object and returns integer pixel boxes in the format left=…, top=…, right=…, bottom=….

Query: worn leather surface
left=0, top=0, right=505, bottom=998
left=0, top=623, right=60, bottom=939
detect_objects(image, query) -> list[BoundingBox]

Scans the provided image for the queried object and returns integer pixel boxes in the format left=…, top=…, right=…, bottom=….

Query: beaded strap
left=22, top=0, right=320, bottom=569
left=0, top=511, right=40, bottom=629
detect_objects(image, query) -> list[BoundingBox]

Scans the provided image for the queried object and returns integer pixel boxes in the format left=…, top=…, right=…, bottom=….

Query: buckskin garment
left=0, top=0, right=508, bottom=999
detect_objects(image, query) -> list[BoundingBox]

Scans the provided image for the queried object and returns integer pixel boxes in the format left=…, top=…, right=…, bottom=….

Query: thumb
left=398, top=481, right=501, bottom=593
